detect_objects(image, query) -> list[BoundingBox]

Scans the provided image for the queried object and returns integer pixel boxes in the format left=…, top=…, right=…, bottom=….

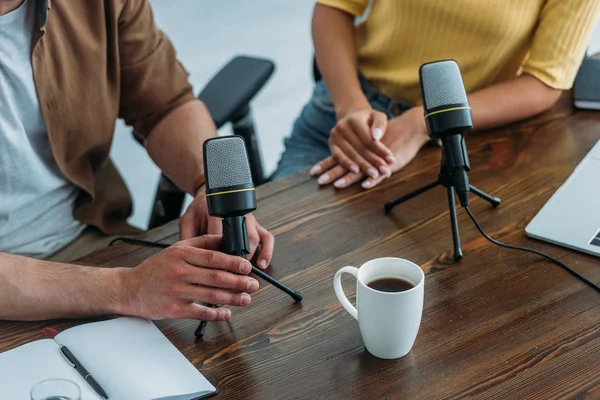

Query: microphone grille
left=420, top=60, right=468, bottom=112
left=204, top=136, right=254, bottom=190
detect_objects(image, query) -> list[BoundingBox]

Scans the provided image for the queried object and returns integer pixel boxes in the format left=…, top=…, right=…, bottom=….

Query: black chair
left=137, top=55, right=275, bottom=229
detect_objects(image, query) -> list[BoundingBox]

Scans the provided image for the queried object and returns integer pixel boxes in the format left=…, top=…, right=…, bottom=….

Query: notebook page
left=0, top=339, right=100, bottom=399
left=57, top=317, right=216, bottom=400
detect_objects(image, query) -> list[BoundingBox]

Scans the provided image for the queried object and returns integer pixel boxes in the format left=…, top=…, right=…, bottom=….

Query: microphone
left=385, top=60, right=500, bottom=261
left=420, top=60, right=472, bottom=207
left=203, top=135, right=257, bottom=258
left=195, top=136, right=302, bottom=339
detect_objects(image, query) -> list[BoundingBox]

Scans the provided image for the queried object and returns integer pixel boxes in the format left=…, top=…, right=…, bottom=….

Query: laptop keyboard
left=591, top=230, right=600, bottom=247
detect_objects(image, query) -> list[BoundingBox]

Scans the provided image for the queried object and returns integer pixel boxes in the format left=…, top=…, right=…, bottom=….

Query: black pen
left=59, top=344, right=109, bottom=399
left=43, top=327, right=109, bottom=398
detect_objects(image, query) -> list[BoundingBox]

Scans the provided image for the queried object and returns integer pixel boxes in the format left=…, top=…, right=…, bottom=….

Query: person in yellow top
left=272, top=0, right=600, bottom=190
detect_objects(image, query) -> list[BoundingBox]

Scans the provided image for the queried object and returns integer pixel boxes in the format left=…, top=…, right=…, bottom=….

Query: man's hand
left=309, top=108, right=396, bottom=185
left=179, top=189, right=274, bottom=269
left=313, top=107, right=429, bottom=190
left=118, top=235, right=259, bottom=322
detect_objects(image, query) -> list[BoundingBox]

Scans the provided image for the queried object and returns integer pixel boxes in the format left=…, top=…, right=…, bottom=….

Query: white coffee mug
left=333, top=257, right=425, bottom=359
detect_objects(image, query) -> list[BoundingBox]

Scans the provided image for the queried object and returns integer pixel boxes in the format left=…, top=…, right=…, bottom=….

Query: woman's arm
left=332, top=73, right=564, bottom=190
left=313, top=4, right=369, bottom=119
left=311, top=4, right=394, bottom=180
left=469, top=73, right=562, bottom=130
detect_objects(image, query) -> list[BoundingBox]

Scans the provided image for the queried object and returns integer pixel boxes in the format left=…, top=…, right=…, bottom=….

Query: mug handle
left=333, top=266, right=359, bottom=320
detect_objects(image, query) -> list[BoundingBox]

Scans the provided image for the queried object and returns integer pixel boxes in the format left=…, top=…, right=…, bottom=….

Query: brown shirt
left=31, top=0, right=195, bottom=234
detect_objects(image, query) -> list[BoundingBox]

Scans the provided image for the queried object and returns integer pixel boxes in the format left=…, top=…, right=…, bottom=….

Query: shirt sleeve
left=316, top=0, right=370, bottom=17
left=117, top=0, right=196, bottom=138
left=522, top=0, right=600, bottom=90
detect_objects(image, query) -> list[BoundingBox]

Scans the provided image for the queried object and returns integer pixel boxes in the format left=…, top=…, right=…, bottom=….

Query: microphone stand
left=195, top=216, right=303, bottom=339
left=384, top=135, right=501, bottom=261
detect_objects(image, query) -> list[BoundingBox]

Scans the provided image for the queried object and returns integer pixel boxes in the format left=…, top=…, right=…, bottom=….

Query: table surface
left=2, top=95, right=600, bottom=399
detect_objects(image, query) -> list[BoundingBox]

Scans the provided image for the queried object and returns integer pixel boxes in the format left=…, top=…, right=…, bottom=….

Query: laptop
left=525, top=139, right=600, bottom=258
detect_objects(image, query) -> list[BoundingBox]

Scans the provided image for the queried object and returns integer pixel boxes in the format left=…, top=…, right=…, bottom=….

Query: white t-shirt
left=0, top=0, right=85, bottom=258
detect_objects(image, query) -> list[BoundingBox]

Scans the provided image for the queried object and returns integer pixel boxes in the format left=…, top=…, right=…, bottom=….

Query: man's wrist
left=104, top=267, right=136, bottom=316
left=195, top=183, right=206, bottom=198
left=192, top=173, right=206, bottom=196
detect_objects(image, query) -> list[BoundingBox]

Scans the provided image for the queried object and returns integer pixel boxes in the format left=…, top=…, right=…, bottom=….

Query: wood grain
left=2, top=93, right=600, bottom=399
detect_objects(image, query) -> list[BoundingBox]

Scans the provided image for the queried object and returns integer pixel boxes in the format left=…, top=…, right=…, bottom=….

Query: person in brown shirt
left=0, top=0, right=274, bottom=322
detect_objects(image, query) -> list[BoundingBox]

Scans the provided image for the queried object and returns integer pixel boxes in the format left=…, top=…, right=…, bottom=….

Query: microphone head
left=203, top=136, right=256, bottom=218
left=419, top=60, right=473, bottom=138
left=204, top=135, right=253, bottom=191
left=420, top=60, right=469, bottom=112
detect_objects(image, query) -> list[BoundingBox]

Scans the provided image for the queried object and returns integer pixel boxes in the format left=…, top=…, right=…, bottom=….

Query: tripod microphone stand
left=380, top=60, right=600, bottom=291
left=384, top=138, right=501, bottom=261
left=194, top=215, right=303, bottom=339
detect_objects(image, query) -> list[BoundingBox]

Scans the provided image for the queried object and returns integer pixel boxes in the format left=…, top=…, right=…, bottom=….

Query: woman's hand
left=312, top=107, right=430, bottom=189
left=309, top=108, right=396, bottom=184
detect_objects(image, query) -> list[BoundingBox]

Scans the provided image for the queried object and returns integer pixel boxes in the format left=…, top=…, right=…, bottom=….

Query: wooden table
left=2, top=95, right=600, bottom=399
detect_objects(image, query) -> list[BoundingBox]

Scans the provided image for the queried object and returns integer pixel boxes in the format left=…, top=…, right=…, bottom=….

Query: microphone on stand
left=384, top=60, right=501, bottom=261
left=413, top=61, right=600, bottom=292
left=195, top=135, right=302, bottom=339
left=419, top=60, right=473, bottom=207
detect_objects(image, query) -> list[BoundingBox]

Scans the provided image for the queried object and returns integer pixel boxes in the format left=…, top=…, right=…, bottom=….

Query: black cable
left=109, top=237, right=170, bottom=249
left=464, top=206, right=600, bottom=292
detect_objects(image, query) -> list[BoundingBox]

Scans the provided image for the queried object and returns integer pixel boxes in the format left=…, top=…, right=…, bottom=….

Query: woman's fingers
left=342, top=130, right=391, bottom=178
left=317, top=164, right=347, bottom=185
left=346, top=111, right=394, bottom=160
left=310, top=156, right=338, bottom=177
left=329, top=142, right=360, bottom=174
left=370, top=111, right=388, bottom=141
left=333, top=171, right=365, bottom=189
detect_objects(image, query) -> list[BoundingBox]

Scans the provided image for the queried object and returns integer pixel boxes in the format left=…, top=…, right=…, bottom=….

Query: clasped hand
left=310, top=106, right=430, bottom=189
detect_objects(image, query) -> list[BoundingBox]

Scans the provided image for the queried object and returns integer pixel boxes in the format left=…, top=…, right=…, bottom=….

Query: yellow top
left=317, top=0, right=600, bottom=105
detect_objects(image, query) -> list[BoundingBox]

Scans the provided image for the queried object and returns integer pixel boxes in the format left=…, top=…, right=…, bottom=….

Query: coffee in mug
left=367, top=277, right=415, bottom=293
left=333, top=257, right=424, bottom=359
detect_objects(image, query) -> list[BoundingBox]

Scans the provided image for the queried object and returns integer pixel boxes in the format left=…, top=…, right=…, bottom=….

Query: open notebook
left=0, top=317, right=216, bottom=400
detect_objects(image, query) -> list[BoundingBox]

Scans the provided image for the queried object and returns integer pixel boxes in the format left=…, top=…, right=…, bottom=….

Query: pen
left=60, top=345, right=109, bottom=399
left=43, top=327, right=109, bottom=399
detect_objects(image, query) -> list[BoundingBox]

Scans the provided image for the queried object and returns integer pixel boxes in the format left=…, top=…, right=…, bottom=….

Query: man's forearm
left=145, top=100, right=216, bottom=194
left=0, top=253, right=127, bottom=320
left=313, top=4, right=369, bottom=118
left=468, top=73, right=562, bottom=131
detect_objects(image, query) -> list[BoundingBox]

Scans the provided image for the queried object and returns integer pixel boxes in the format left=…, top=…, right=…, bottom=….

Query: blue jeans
left=272, top=76, right=410, bottom=180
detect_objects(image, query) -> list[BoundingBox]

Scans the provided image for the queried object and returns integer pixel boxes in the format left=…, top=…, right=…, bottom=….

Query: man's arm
left=144, top=100, right=215, bottom=194
left=0, top=236, right=258, bottom=321
left=0, top=253, right=123, bottom=320
left=116, top=0, right=209, bottom=194
left=115, top=0, right=274, bottom=266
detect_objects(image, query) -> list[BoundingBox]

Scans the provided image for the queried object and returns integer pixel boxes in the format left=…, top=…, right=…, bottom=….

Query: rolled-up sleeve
left=316, top=0, right=370, bottom=17
left=117, top=0, right=195, bottom=138
left=522, top=0, right=600, bottom=90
